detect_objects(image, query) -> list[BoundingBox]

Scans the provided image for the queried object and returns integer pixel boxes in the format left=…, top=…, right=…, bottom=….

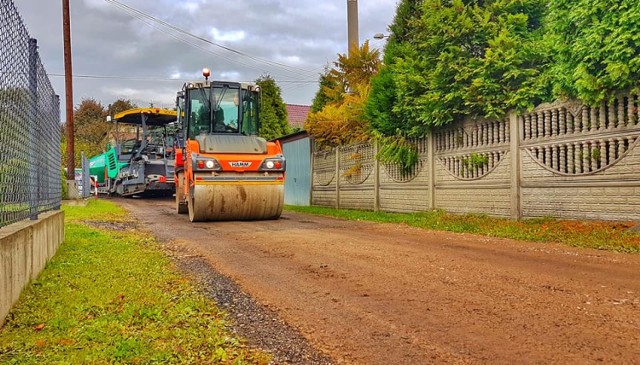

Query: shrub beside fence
left=0, top=0, right=61, bottom=228
left=312, top=95, right=640, bottom=221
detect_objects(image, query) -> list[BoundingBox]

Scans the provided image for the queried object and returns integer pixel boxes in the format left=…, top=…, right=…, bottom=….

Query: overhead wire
left=46, top=72, right=317, bottom=83
left=103, top=0, right=324, bottom=81
left=104, top=1, right=275, bottom=75
left=107, top=0, right=314, bottom=73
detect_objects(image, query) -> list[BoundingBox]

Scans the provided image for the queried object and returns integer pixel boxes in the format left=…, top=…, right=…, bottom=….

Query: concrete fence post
left=335, top=146, right=341, bottom=209
left=427, top=132, right=436, bottom=210
left=509, top=111, right=522, bottom=219
left=373, top=140, right=380, bottom=211
left=309, top=139, right=315, bottom=207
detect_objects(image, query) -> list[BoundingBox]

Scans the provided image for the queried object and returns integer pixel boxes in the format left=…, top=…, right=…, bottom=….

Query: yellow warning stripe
left=194, top=181, right=284, bottom=186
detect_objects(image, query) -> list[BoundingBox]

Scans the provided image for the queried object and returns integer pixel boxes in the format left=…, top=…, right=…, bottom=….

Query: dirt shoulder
left=119, top=197, right=640, bottom=364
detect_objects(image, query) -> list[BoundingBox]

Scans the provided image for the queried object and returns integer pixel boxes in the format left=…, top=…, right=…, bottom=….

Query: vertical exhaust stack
left=347, top=0, right=359, bottom=56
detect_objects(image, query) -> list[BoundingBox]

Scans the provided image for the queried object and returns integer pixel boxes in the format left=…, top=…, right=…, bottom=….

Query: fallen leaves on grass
left=33, top=323, right=45, bottom=331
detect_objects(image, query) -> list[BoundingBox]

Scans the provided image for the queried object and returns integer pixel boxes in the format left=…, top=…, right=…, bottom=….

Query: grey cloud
left=14, top=0, right=398, bottom=120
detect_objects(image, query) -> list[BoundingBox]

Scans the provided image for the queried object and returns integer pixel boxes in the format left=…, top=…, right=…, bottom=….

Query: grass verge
left=285, top=205, right=640, bottom=253
left=0, top=199, right=270, bottom=364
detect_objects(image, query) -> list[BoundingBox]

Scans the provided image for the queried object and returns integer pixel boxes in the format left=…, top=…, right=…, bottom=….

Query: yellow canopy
left=113, top=108, right=177, bottom=126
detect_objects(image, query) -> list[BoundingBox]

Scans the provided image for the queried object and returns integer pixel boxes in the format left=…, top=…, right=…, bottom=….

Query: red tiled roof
left=285, top=104, right=311, bottom=129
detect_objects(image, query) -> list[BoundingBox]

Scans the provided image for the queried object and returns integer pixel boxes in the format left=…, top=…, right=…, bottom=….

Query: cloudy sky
left=14, top=0, right=398, bottom=117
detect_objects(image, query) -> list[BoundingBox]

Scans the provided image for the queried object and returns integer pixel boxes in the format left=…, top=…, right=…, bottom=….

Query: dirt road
left=117, top=197, right=640, bottom=364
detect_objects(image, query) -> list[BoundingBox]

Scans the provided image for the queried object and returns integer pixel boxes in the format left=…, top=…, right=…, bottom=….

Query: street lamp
left=373, top=33, right=389, bottom=40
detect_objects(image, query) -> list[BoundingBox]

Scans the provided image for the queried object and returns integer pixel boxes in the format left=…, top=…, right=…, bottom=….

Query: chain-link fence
left=0, top=0, right=61, bottom=228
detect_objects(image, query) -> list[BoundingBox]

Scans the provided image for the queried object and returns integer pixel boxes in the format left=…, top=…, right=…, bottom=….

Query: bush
left=367, top=0, right=550, bottom=133
left=544, top=0, right=640, bottom=104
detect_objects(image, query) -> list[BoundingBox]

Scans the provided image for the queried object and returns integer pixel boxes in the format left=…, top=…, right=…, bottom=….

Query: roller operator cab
left=174, top=71, right=286, bottom=222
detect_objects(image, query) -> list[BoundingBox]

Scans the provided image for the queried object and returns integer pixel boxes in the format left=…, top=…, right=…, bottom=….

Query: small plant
left=376, top=135, right=419, bottom=176
left=342, top=162, right=363, bottom=178
left=462, top=153, right=489, bottom=169
left=591, top=147, right=601, bottom=161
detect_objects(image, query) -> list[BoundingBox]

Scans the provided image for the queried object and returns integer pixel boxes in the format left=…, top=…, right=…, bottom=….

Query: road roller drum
left=188, top=183, right=284, bottom=222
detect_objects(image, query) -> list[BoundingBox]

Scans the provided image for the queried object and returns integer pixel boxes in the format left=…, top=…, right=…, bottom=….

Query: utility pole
left=62, top=0, right=75, bottom=182
left=347, top=0, right=359, bottom=57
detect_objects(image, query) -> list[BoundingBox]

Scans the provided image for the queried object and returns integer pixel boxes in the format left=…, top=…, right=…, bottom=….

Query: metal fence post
left=82, top=152, right=90, bottom=198
left=28, top=38, right=39, bottom=220
left=54, top=94, right=62, bottom=210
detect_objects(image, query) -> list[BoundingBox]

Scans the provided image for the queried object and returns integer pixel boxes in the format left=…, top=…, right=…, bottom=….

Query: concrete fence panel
left=312, top=149, right=338, bottom=208
left=434, top=118, right=513, bottom=217
left=338, top=143, right=376, bottom=211
left=519, top=94, right=640, bottom=220
left=379, top=138, right=431, bottom=213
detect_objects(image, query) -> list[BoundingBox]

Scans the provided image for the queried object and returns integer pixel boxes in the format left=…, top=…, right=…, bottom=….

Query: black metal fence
left=0, top=0, right=61, bottom=228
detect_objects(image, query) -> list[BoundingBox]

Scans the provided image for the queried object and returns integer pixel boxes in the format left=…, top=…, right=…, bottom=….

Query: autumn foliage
left=61, top=98, right=136, bottom=166
left=306, top=41, right=381, bottom=148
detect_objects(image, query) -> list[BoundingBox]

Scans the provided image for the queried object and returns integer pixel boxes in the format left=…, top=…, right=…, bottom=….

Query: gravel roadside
left=165, top=241, right=335, bottom=365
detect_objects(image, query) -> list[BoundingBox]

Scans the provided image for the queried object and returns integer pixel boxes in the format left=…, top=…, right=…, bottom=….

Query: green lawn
left=285, top=205, right=640, bottom=253
left=0, top=200, right=270, bottom=364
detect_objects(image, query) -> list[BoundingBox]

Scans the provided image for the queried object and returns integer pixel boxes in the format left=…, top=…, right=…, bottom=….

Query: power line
left=48, top=73, right=180, bottom=82
left=103, top=1, right=272, bottom=74
left=46, top=72, right=317, bottom=83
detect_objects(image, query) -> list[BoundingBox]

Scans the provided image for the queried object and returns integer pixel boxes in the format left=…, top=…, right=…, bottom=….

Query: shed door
left=282, top=138, right=311, bottom=206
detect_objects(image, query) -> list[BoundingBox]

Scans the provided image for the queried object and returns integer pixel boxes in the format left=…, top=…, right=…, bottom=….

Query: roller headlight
left=259, top=156, right=285, bottom=171
left=193, top=155, right=221, bottom=171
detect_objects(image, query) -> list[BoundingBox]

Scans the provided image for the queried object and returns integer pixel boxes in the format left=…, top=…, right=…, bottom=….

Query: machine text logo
left=230, top=161, right=252, bottom=168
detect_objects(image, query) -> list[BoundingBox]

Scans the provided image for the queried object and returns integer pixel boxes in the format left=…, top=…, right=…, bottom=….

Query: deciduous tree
left=306, top=41, right=381, bottom=148
left=107, top=98, right=137, bottom=117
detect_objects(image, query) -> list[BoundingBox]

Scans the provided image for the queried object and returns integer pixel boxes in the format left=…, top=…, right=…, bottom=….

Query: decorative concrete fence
left=312, top=94, right=640, bottom=221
